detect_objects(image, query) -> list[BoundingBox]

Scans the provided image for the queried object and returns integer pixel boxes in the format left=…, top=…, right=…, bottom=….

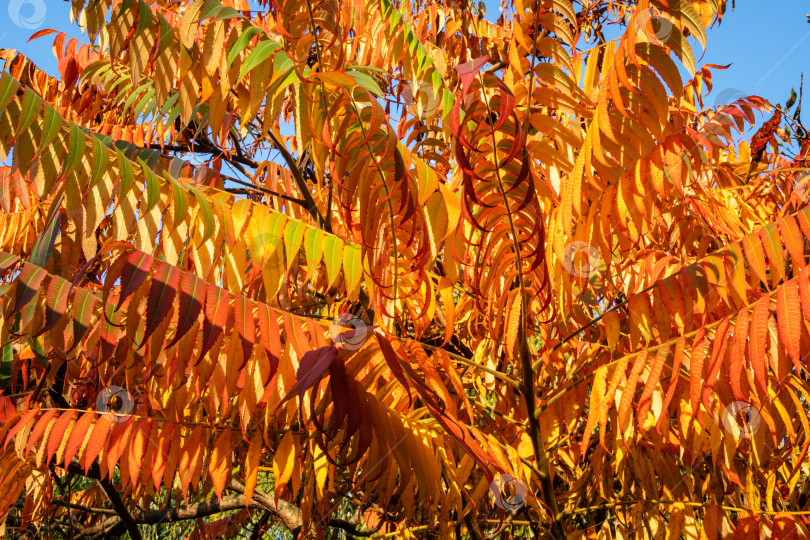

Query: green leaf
left=158, top=92, right=179, bottom=117
left=39, top=104, right=62, bottom=152
left=135, top=0, right=153, bottom=35
left=64, top=123, right=86, bottom=176
left=322, top=235, right=344, bottom=287
left=169, top=177, right=189, bottom=225
left=17, top=88, right=43, bottom=136
left=0, top=341, right=12, bottom=388
left=117, top=148, right=134, bottom=197
left=228, top=26, right=263, bottom=65
left=348, top=70, right=383, bottom=96
left=283, top=221, right=307, bottom=270
left=202, top=0, right=243, bottom=20
left=29, top=212, right=62, bottom=269
left=192, top=189, right=216, bottom=244
left=239, top=40, right=282, bottom=83
left=304, top=228, right=325, bottom=270
left=342, top=244, right=362, bottom=295
left=0, top=73, right=21, bottom=118
left=27, top=337, right=47, bottom=367
left=0, top=313, right=20, bottom=388
left=786, top=88, right=797, bottom=109
left=90, top=135, right=110, bottom=187
left=267, top=53, right=298, bottom=98
left=140, top=160, right=161, bottom=214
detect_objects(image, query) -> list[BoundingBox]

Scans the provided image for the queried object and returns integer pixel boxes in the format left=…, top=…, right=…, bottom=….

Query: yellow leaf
left=273, top=431, right=296, bottom=489
left=245, top=431, right=262, bottom=506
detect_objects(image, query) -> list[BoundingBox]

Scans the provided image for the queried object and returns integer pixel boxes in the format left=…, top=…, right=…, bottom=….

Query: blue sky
left=2, top=0, right=808, bottom=117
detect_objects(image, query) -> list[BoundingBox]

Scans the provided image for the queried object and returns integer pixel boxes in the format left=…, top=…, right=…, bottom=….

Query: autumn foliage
left=1, top=0, right=810, bottom=538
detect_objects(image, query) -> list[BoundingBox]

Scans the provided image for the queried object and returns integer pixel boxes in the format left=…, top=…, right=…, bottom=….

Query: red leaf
left=297, top=346, right=337, bottom=398
left=27, top=29, right=59, bottom=41
left=142, top=261, right=180, bottom=346
left=0, top=253, right=19, bottom=275
left=455, top=55, right=490, bottom=96
left=35, top=276, right=70, bottom=337
left=198, top=284, right=232, bottom=362
left=162, top=424, right=181, bottom=491
left=234, top=294, right=256, bottom=370
left=11, top=264, right=46, bottom=317
left=799, top=267, right=810, bottom=321
left=374, top=333, right=411, bottom=395
left=772, top=513, right=800, bottom=540
left=106, top=420, right=135, bottom=480
left=167, top=271, right=204, bottom=348
left=257, top=304, right=281, bottom=381
left=700, top=505, right=721, bottom=540
left=117, top=251, right=154, bottom=310
left=58, top=56, right=80, bottom=88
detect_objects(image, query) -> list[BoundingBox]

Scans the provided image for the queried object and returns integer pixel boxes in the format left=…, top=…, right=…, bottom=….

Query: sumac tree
left=0, top=0, right=808, bottom=538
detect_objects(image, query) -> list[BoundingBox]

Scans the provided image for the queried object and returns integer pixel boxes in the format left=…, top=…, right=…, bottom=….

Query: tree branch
left=65, top=462, right=141, bottom=540
left=265, top=131, right=326, bottom=227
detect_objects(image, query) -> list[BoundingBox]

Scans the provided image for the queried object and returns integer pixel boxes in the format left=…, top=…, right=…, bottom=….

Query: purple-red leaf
left=234, top=294, right=255, bottom=370
left=297, top=346, right=337, bottom=398
left=198, top=284, right=231, bottom=362
left=117, top=251, right=154, bottom=310
left=167, top=271, right=204, bottom=348
left=142, top=262, right=180, bottom=347
left=11, top=263, right=46, bottom=317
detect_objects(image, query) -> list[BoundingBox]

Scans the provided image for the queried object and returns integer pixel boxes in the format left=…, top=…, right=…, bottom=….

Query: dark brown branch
left=52, top=500, right=118, bottom=516
left=64, top=463, right=380, bottom=538
left=265, top=131, right=326, bottom=227
left=65, top=462, right=141, bottom=540
left=220, top=176, right=310, bottom=207
left=149, top=142, right=259, bottom=169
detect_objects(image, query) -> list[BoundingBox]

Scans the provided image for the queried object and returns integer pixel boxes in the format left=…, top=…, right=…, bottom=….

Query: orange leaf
left=618, top=350, right=647, bottom=433
left=209, top=430, right=233, bottom=501
left=179, top=425, right=205, bottom=501
left=699, top=505, right=721, bottom=540
left=689, top=329, right=706, bottom=417
left=63, top=412, right=94, bottom=467
left=750, top=296, right=770, bottom=396
left=775, top=280, right=802, bottom=369
left=731, top=309, right=749, bottom=401
left=83, top=416, right=113, bottom=475
left=128, top=419, right=151, bottom=488
left=25, top=409, right=58, bottom=458
left=46, top=410, right=76, bottom=466
left=637, top=345, right=669, bottom=427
